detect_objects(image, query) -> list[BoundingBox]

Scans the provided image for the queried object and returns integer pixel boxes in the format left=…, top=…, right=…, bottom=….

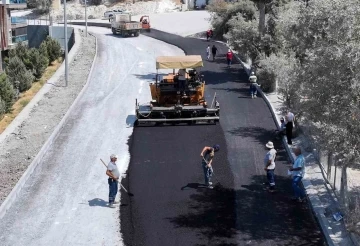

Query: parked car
left=104, top=9, right=124, bottom=19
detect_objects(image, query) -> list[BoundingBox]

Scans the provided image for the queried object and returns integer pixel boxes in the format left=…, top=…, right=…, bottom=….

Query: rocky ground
left=0, top=30, right=96, bottom=205
left=48, top=0, right=181, bottom=21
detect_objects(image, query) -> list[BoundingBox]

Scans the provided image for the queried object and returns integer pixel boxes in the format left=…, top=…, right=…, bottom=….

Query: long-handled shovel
left=100, top=158, right=134, bottom=197
left=202, top=157, right=220, bottom=187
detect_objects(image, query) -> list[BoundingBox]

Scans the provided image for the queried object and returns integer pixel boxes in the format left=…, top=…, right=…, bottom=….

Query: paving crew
left=249, top=71, right=258, bottom=98
left=106, top=154, right=120, bottom=208
left=200, top=144, right=220, bottom=189
left=211, top=44, right=218, bottom=61
left=285, top=110, right=295, bottom=145
left=264, top=141, right=276, bottom=192
left=289, top=147, right=306, bottom=202
left=226, top=49, right=233, bottom=68
left=206, top=45, right=210, bottom=60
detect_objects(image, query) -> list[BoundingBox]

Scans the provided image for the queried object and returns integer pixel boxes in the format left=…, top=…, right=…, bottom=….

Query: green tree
left=45, top=36, right=62, bottom=64
left=0, top=73, right=15, bottom=113
left=6, top=56, right=34, bottom=92
left=8, top=42, right=32, bottom=70
left=28, top=48, right=49, bottom=79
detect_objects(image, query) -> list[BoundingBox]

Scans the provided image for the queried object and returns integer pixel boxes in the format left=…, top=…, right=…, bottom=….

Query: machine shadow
left=167, top=175, right=324, bottom=245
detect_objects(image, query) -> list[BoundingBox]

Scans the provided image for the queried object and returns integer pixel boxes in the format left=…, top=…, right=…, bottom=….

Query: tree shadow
left=166, top=175, right=324, bottom=245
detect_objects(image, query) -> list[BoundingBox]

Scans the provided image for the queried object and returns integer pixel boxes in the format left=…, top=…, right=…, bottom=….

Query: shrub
left=0, top=97, right=6, bottom=118
left=6, top=56, right=34, bottom=92
left=29, top=48, right=49, bottom=79
left=8, top=42, right=32, bottom=70
left=88, top=15, right=95, bottom=19
left=0, top=73, right=15, bottom=113
left=257, top=67, right=276, bottom=93
left=45, top=36, right=62, bottom=64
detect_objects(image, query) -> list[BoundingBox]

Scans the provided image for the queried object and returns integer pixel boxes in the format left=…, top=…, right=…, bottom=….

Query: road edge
left=0, top=29, right=98, bottom=220
left=226, top=43, right=354, bottom=246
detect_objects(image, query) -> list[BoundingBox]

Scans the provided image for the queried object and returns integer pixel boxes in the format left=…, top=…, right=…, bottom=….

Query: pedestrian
left=200, top=144, right=220, bottom=189
left=206, top=45, right=210, bottom=60
left=106, top=154, right=120, bottom=208
left=274, top=117, right=286, bottom=139
left=210, top=29, right=213, bottom=39
left=206, top=29, right=211, bottom=41
left=289, top=147, right=306, bottom=202
left=285, top=110, right=295, bottom=145
left=211, top=44, right=217, bottom=61
left=226, top=49, right=233, bottom=68
left=264, top=141, right=276, bottom=192
left=248, top=71, right=258, bottom=98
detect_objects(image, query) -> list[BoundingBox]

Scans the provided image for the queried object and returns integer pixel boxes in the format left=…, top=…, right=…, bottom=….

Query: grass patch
left=0, top=58, right=63, bottom=134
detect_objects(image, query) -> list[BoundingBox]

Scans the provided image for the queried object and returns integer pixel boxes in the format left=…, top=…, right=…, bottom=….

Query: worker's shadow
left=87, top=198, right=108, bottom=207
left=180, top=183, right=208, bottom=190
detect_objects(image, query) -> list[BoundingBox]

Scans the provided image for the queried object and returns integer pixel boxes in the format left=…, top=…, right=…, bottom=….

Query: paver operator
left=106, top=154, right=120, bottom=208
left=200, top=144, right=220, bottom=189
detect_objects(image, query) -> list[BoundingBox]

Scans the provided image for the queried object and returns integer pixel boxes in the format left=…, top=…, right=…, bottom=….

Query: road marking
left=138, top=80, right=144, bottom=94
left=136, top=47, right=143, bottom=51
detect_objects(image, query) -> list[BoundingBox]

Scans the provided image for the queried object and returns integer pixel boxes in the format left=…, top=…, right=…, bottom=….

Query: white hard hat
left=110, top=154, right=118, bottom=159
left=251, top=72, right=255, bottom=75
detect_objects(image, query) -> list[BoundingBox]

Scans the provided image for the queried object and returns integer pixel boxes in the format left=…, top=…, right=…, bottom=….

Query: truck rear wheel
left=134, top=31, right=140, bottom=37
left=112, top=28, right=116, bottom=35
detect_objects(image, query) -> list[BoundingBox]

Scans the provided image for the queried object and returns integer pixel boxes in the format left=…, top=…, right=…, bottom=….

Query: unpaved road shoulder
left=0, top=30, right=96, bottom=206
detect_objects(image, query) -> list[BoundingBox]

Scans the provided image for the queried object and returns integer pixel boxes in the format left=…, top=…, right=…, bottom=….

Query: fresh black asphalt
left=120, top=29, right=325, bottom=245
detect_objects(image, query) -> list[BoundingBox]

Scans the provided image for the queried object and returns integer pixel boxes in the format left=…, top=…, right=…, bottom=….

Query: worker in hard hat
left=200, top=144, right=220, bottom=189
left=249, top=71, right=258, bottom=98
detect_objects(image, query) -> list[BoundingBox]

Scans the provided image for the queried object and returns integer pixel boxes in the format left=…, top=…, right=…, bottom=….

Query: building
left=0, top=0, right=28, bottom=72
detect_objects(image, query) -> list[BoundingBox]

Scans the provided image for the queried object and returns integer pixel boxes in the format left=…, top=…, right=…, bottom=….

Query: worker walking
left=226, top=49, right=233, bottom=68
left=249, top=72, right=258, bottom=98
left=200, top=144, right=220, bottom=189
left=264, top=141, right=276, bottom=192
left=285, top=110, right=295, bottom=145
left=211, top=45, right=218, bottom=61
left=206, top=45, right=211, bottom=60
left=206, top=30, right=211, bottom=41
left=106, top=154, right=120, bottom=208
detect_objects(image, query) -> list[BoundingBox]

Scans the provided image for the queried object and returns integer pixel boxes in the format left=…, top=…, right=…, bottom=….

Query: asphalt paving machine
left=135, top=55, right=220, bottom=126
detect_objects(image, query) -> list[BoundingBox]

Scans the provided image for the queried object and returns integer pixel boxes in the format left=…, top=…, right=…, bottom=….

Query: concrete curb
left=0, top=29, right=98, bottom=220
left=0, top=27, right=78, bottom=145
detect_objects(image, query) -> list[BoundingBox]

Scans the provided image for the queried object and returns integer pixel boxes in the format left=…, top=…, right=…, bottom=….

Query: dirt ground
left=0, top=30, right=96, bottom=206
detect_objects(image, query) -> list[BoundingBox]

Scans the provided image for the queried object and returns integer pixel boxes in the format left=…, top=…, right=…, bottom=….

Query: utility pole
left=85, top=0, right=88, bottom=36
left=64, top=0, right=68, bottom=86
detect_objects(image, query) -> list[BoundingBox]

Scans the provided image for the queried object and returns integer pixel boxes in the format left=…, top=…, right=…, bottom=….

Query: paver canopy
left=156, top=55, right=204, bottom=69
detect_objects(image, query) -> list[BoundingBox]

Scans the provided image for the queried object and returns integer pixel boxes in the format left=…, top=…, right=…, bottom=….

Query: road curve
left=0, top=27, right=184, bottom=246
left=121, top=29, right=325, bottom=245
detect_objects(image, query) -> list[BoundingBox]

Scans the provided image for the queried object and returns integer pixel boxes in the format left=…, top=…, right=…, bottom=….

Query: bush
left=0, top=73, right=15, bottom=113
left=0, top=97, right=6, bottom=118
left=257, top=67, right=276, bottom=93
left=45, top=36, right=62, bottom=64
left=29, top=48, right=49, bottom=79
left=88, top=15, right=95, bottom=19
left=6, top=56, right=34, bottom=92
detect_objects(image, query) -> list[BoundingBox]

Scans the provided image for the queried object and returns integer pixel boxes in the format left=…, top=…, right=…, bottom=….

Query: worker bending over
left=200, top=144, right=220, bottom=189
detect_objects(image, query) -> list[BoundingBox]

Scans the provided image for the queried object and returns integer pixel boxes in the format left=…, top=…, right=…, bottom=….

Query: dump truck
left=135, top=55, right=220, bottom=126
left=111, top=13, right=142, bottom=37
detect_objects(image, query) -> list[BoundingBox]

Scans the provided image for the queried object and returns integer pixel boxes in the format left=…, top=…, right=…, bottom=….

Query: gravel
left=0, top=30, right=96, bottom=206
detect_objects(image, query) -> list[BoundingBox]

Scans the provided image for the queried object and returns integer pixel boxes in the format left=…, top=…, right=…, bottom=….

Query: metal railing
left=9, top=0, right=27, bottom=3
left=12, top=34, right=27, bottom=43
left=11, top=16, right=27, bottom=24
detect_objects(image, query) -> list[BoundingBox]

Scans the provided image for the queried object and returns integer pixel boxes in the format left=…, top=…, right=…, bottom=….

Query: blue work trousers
left=250, top=83, right=257, bottom=96
left=202, top=162, right=213, bottom=185
left=292, top=176, right=305, bottom=199
left=266, top=169, right=275, bottom=190
left=108, top=178, right=118, bottom=203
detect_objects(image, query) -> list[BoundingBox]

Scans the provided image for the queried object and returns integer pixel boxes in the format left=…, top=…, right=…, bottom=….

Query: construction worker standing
left=211, top=45, right=218, bottom=61
left=106, top=154, right=120, bottom=208
left=226, top=49, right=233, bottom=68
left=249, top=71, right=258, bottom=98
left=200, top=144, right=220, bottom=189
left=206, top=45, right=210, bottom=60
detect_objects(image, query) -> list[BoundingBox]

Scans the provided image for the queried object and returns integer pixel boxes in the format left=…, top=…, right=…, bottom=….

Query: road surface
left=0, top=27, right=184, bottom=246
left=120, top=29, right=325, bottom=245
